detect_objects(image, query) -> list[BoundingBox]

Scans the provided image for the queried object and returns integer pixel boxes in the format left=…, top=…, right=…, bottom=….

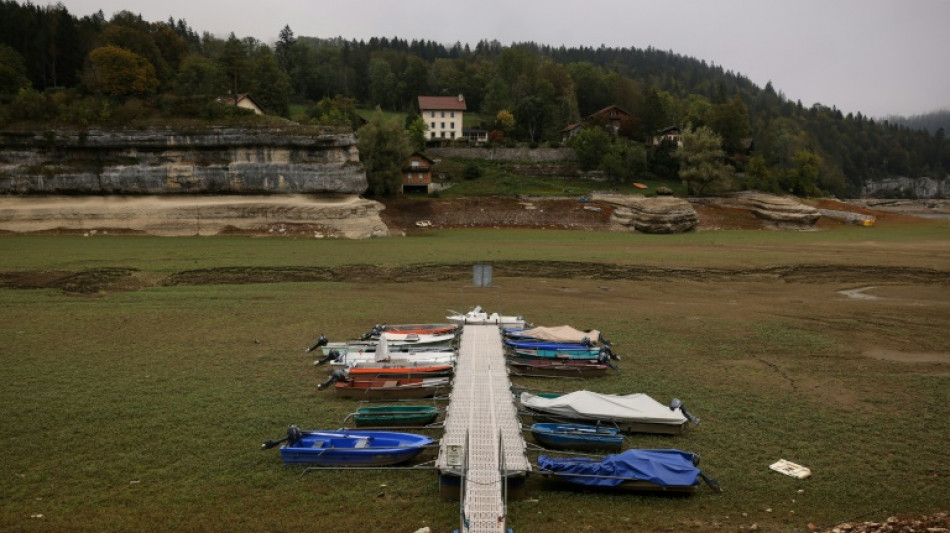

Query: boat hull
left=352, top=406, right=441, bottom=427
left=345, top=365, right=454, bottom=379
left=333, top=377, right=451, bottom=400
left=509, top=347, right=603, bottom=360
left=531, top=423, right=623, bottom=452
left=280, top=430, right=433, bottom=465
left=508, top=359, right=610, bottom=378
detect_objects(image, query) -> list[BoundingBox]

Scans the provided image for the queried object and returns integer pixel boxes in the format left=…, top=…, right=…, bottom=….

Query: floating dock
left=436, top=325, right=531, bottom=533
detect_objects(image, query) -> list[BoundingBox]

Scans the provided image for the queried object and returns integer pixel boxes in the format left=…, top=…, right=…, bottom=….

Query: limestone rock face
left=724, top=193, right=820, bottom=229
left=592, top=193, right=698, bottom=233
left=0, top=129, right=366, bottom=195
left=0, top=194, right=388, bottom=238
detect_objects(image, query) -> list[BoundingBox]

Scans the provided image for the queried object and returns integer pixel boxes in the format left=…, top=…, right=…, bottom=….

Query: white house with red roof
left=418, top=95, right=466, bottom=142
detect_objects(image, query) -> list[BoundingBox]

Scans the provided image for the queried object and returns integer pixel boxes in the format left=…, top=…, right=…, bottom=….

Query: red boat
left=360, top=323, right=459, bottom=340
left=507, top=357, right=616, bottom=378
left=344, top=364, right=455, bottom=379
left=318, top=371, right=451, bottom=399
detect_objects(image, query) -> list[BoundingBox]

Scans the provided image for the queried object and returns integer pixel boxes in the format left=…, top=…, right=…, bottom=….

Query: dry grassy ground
left=0, top=217, right=947, bottom=532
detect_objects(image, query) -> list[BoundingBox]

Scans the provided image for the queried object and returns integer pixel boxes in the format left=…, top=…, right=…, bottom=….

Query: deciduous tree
left=83, top=45, right=158, bottom=96
left=358, top=109, right=412, bottom=196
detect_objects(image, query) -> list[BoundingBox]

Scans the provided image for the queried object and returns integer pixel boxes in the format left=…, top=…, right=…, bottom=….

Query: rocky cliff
left=0, top=128, right=388, bottom=238
left=0, top=128, right=366, bottom=194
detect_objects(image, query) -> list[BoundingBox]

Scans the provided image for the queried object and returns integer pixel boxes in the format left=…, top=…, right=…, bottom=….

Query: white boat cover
left=517, top=325, right=601, bottom=344
left=520, top=390, right=687, bottom=426
left=374, top=333, right=390, bottom=362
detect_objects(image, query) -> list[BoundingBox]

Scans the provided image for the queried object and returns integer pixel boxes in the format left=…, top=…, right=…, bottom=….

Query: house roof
left=219, top=93, right=266, bottom=113
left=589, top=104, right=632, bottom=119
left=418, top=95, right=467, bottom=111
left=407, top=152, right=436, bottom=164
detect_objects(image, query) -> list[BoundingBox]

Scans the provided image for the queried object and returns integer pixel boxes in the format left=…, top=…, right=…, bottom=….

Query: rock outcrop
left=0, top=128, right=388, bottom=238
left=0, top=194, right=388, bottom=238
left=592, top=193, right=698, bottom=233
left=0, top=128, right=366, bottom=195
left=720, top=193, right=821, bottom=230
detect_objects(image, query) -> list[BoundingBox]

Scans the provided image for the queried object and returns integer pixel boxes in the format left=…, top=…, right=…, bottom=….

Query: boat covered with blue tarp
left=537, top=449, right=719, bottom=493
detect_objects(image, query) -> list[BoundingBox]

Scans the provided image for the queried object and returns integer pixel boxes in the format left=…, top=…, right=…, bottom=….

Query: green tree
left=407, top=115, right=427, bottom=151
left=677, top=125, right=734, bottom=195
left=83, top=45, right=159, bottom=96
left=570, top=127, right=613, bottom=171
left=0, top=44, right=30, bottom=95
left=175, top=54, right=227, bottom=97
left=744, top=154, right=780, bottom=193
left=306, top=95, right=361, bottom=129
left=357, top=109, right=412, bottom=196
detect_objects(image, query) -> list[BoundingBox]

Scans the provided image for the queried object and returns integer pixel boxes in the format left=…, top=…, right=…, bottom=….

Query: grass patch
left=1, top=228, right=948, bottom=531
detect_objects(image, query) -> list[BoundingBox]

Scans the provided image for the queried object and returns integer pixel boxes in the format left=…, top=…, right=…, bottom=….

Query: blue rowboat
left=531, top=423, right=623, bottom=452
left=510, top=347, right=605, bottom=359
left=537, top=449, right=721, bottom=493
left=264, top=426, right=434, bottom=466
left=505, top=340, right=594, bottom=350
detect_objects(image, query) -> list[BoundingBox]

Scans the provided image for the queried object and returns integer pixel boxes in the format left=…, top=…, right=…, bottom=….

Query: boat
left=530, top=423, right=623, bottom=452
left=317, top=331, right=457, bottom=368
left=520, top=390, right=699, bottom=435
left=447, top=306, right=526, bottom=328
left=315, top=334, right=458, bottom=358
left=537, top=449, right=720, bottom=493
left=507, top=358, right=616, bottom=378
left=360, top=323, right=459, bottom=340
left=508, top=346, right=610, bottom=360
left=505, top=339, right=597, bottom=350
left=318, top=371, right=451, bottom=400
left=344, top=364, right=454, bottom=379
left=349, top=405, right=441, bottom=427
left=262, top=426, right=434, bottom=466
left=633, top=182, right=648, bottom=189
left=505, top=325, right=606, bottom=345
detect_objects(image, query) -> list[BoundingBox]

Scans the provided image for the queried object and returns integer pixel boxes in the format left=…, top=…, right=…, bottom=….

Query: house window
left=440, top=132, right=445, bottom=138
left=451, top=112, right=455, bottom=118
left=450, top=131, right=455, bottom=139
left=450, top=122, right=455, bottom=129
left=430, top=132, right=436, bottom=138
left=441, top=122, right=445, bottom=129
left=411, top=161, right=420, bottom=168
left=430, top=111, right=435, bottom=117
left=430, top=122, right=435, bottom=129
left=441, top=111, right=445, bottom=118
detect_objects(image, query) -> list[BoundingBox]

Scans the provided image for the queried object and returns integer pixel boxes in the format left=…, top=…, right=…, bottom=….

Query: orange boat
left=633, top=182, right=648, bottom=189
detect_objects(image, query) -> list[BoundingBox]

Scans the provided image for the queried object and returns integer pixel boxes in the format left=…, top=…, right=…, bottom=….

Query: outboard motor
left=305, top=334, right=328, bottom=353
left=669, top=398, right=700, bottom=426
left=360, top=324, right=383, bottom=341
left=313, top=348, right=342, bottom=366
left=598, top=348, right=620, bottom=371
left=603, top=345, right=620, bottom=361
left=317, top=370, right=346, bottom=391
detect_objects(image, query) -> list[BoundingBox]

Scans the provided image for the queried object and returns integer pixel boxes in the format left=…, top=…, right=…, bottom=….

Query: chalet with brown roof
left=418, top=95, right=466, bottom=142
left=561, top=104, right=634, bottom=141
left=652, top=126, right=683, bottom=147
left=402, top=152, right=436, bottom=194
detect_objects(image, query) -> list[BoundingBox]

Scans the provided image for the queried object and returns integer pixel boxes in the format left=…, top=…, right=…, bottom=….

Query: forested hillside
left=1, top=1, right=947, bottom=197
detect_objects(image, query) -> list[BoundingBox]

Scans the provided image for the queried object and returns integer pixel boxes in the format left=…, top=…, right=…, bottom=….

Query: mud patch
left=863, top=347, right=950, bottom=364
left=838, top=286, right=879, bottom=299
left=3, top=262, right=949, bottom=294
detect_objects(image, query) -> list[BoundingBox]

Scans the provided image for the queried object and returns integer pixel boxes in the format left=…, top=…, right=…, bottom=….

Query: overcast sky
left=55, top=0, right=950, bottom=118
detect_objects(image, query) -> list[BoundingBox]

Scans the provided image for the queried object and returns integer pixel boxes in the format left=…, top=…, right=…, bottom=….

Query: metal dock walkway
left=437, top=325, right=531, bottom=533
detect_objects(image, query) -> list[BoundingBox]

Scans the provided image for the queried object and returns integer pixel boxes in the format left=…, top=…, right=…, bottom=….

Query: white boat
left=447, top=306, right=526, bottom=328
left=520, top=390, right=699, bottom=435
left=316, top=332, right=457, bottom=356
left=318, top=333, right=457, bottom=368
